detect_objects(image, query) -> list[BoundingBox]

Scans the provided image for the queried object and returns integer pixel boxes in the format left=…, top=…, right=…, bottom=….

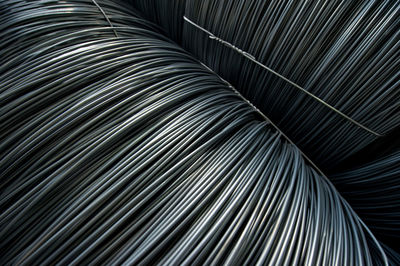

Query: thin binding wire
left=0, top=0, right=389, bottom=265
left=132, top=0, right=400, bottom=169
left=183, top=15, right=383, bottom=138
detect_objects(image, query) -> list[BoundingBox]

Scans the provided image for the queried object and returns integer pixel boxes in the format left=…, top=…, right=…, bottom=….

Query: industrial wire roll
left=332, top=151, right=400, bottom=254
left=0, top=0, right=390, bottom=265
left=132, top=0, right=400, bottom=170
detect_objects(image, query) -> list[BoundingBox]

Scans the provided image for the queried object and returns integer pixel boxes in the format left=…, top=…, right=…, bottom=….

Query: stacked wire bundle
left=132, top=0, right=400, bottom=258
left=133, top=0, right=400, bottom=169
left=0, top=0, right=391, bottom=265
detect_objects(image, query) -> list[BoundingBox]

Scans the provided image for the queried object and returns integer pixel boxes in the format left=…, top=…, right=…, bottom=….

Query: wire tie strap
left=198, top=59, right=330, bottom=182
left=183, top=16, right=383, bottom=137
left=91, top=0, right=119, bottom=37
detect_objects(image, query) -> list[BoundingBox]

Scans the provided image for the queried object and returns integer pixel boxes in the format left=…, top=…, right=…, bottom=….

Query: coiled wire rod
left=0, top=0, right=390, bottom=265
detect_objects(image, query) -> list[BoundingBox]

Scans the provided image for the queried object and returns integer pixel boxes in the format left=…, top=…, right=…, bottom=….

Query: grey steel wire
left=333, top=151, right=400, bottom=254
left=132, top=0, right=400, bottom=170
left=0, top=0, right=392, bottom=265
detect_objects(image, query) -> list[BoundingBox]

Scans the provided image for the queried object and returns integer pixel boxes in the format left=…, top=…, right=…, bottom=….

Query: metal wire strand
left=133, top=0, right=400, bottom=169
left=0, top=0, right=390, bottom=265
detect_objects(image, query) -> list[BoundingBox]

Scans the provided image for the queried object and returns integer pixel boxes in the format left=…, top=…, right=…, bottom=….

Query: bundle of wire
left=133, top=0, right=400, bottom=169
left=333, top=151, right=400, bottom=254
left=0, top=0, right=394, bottom=265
